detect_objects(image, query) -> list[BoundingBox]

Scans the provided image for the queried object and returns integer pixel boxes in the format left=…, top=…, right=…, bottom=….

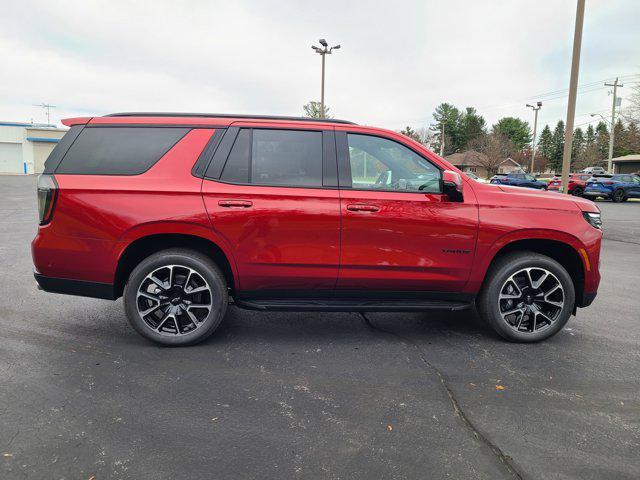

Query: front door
left=201, top=126, right=340, bottom=293
left=335, top=131, right=478, bottom=292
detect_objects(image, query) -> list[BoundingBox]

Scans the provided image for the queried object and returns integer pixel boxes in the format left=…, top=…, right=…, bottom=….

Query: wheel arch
left=113, top=232, right=237, bottom=299
left=480, top=236, right=587, bottom=308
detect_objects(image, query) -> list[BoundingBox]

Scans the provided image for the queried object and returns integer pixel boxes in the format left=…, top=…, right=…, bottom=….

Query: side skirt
left=233, top=290, right=474, bottom=312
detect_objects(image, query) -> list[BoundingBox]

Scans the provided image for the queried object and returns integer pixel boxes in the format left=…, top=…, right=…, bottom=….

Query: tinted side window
left=220, top=129, right=251, bottom=183
left=56, top=127, right=188, bottom=175
left=252, top=129, right=323, bottom=187
left=346, top=134, right=441, bottom=193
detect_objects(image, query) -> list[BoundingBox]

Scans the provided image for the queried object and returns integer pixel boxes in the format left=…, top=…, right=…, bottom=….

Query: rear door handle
left=218, top=200, right=253, bottom=208
left=346, top=204, right=380, bottom=212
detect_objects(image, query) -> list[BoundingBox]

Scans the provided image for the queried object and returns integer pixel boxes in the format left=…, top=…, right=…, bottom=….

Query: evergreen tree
left=458, top=107, right=486, bottom=150
left=549, top=120, right=565, bottom=172
left=613, top=119, right=625, bottom=158
left=572, top=127, right=585, bottom=167
left=492, top=117, right=532, bottom=151
left=595, top=121, right=609, bottom=160
left=537, top=125, right=553, bottom=160
left=585, top=124, right=596, bottom=149
left=431, top=103, right=462, bottom=155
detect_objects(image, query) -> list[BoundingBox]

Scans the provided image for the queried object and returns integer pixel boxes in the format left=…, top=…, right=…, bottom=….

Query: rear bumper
left=583, top=190, right=610, bottom=198
left=34, top=272, right=116, bottom=300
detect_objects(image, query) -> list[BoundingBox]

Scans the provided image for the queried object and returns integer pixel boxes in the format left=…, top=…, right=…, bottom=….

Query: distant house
left=610, top=154, right=640, bottom=174
left=445, top=152, right=524, bottom=179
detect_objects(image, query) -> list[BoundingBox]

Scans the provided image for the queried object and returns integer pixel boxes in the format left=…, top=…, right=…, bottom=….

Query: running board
left=234, top=298, right=471, bottom=312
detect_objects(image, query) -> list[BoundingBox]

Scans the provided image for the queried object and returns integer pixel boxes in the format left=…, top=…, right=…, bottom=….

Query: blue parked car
left=489, top=173, right=548, bottom=190
left=583, top=174, right=640, bottom=202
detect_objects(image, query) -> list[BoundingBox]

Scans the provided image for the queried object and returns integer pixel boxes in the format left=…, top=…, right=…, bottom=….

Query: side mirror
left=442, top=170, right=463, bottom=202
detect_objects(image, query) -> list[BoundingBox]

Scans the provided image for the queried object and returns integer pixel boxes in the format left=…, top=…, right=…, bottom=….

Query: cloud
left=0, top=0, right=638, bottom=131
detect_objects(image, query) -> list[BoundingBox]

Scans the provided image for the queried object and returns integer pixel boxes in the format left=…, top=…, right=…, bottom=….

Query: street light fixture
left=526, top=101, right=542, bottom=174
left=311, top=38, right=341, bottom=118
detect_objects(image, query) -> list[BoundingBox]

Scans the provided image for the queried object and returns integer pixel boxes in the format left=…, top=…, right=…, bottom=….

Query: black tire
left=571, top=187, right=583, bottom=197
left=477, top=252, right=575, bottom=342
left=124, top=248, right=228, bottom=346
left=612, top=189, right=625, bottom=203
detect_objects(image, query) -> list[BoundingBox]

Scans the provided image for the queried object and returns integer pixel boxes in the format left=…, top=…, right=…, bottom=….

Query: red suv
left=547, top=173, right=592, bottom=196
left=32, top=113, right=602, bottom=345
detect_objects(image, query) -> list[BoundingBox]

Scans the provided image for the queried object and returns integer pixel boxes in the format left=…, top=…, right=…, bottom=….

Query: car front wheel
left=571, top=187, right=583, bottom=197
left=477, top=252, right=575, bottom=342
left=124, top=248, right=228, bottom=346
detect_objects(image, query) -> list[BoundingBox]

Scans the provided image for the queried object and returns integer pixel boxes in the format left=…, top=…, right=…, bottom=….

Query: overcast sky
left=0, top=0, right=638, bottom=133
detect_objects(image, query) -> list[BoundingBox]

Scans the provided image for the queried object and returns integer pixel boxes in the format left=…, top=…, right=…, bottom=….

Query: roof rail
left=104, top=112, right=356, bottom=125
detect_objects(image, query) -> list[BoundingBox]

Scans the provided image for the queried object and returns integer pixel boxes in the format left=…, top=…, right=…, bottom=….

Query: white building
left=0, top=121, right=67, bottom=174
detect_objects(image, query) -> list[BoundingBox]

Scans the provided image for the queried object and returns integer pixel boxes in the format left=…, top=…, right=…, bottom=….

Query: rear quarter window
left=56, top=127, right=188, bottom=175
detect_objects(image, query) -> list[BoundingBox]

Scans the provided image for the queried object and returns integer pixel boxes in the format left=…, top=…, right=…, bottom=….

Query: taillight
left=37, top=174, right=58, bottom=225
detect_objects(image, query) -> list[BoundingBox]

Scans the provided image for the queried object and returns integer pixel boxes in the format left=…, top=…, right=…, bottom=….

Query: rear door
left=335, top=130, right=478, bottom=292
left=201, top=125, right=340, bottom=293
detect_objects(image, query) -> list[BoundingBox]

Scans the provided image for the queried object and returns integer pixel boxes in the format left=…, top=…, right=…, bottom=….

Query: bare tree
left=467, top=133, right=514, bottom=177
left=622, top=83, right=640, bottom=123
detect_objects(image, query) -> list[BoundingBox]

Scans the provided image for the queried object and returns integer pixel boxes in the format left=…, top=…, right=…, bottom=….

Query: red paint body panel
left=337, top=189, right=478, bottom=291
left=32, top=115, right=602, bottom=306
left=32, top=128, right=218, bottom=283
left=202, top=181, right=340, bottom=291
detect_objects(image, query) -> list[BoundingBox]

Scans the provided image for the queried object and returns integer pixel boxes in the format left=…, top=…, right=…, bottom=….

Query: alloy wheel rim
left=136, top=264, right=213, bottom=336
left=497, top=267, right=564, bottom=334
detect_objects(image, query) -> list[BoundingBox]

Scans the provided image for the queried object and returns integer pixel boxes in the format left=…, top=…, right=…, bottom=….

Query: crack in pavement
left=359, top=312, right=525, bottom=480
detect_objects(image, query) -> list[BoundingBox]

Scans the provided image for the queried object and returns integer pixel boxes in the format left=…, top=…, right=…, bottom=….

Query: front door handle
left=346, top=204, right=380, bottom=212
left=218, top=200, right=253, bottom=208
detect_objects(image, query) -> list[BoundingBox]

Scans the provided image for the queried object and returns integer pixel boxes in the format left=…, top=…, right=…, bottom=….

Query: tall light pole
left=526, top=101, right=542, bottom=173
left=312, top=38, right=340, bottom=118
left=560, top=0, right=585, bottom=194
left=604, top=77, right=623, bottom=173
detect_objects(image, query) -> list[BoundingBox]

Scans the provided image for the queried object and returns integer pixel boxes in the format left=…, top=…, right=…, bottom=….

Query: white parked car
left=581, top=166, right=606, bottom=175
left=464, top=171, right=489, bottom=183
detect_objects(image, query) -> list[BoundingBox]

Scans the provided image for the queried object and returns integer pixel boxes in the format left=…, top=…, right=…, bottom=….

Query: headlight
left=582, top=211, right=602, bottom=229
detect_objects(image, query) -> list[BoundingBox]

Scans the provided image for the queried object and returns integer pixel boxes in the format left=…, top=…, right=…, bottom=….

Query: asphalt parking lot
left=1, top=175, right=638, bottom=480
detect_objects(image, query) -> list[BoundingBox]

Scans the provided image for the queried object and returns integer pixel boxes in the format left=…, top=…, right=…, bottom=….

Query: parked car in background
left=547, top=173, right=592, bottom=196
left=32, top=112, right=602, bottom=346
left=490, top=172, right=548, bottom=190
left=582, top=166, right=606, bottom=175
left=583, top=174, right=640, bottom=202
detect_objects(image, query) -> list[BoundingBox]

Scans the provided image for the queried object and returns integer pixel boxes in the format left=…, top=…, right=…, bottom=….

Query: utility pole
left=526, top=101, right=542, bottom=173
left=604, top=77, right=623, bottom=173
left=560, top=0, right=585, bottom=194
left=311, top=39, right=341, bottom=118
left=440, top=123, right=445, bottom=157
left=33, top=103, right=56, bottom=125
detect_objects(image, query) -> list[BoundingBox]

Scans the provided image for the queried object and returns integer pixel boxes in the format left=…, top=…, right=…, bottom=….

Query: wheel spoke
left=186, top=309, right=200, bottom=327
left=531, top=270, right=549, bottom=289
left=150, top=275, right=168, bottom=290
left=138, top=292, right=160, bottom=302
left=156, top=313, right=173, bottom=332
left=188, top=303, right=212, bottom=310
left=140, top=304, right=162, bottom=317
left=185, top=285, right=209, bottom=295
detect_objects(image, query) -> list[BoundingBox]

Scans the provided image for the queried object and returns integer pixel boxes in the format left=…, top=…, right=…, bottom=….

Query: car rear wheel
left=612, top=189, right=625, bottom=203
left=477, top=252, right=575, bottom=342
left=571, top=187, right=583, bottom=197
left=124, top=248, right=228, bottom=346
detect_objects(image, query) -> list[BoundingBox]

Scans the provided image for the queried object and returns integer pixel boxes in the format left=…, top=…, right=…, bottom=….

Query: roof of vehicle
left=62, top=113, right=356, bottom=127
